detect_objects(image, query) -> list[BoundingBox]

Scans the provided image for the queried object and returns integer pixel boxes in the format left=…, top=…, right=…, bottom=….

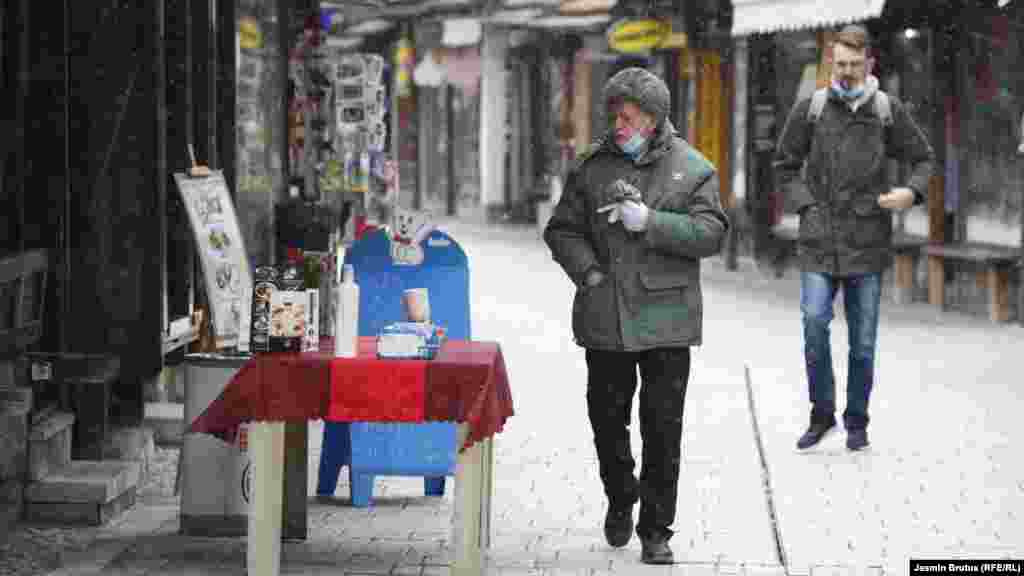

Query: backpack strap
left=806, top=88, right=829, bottom=124
left=873, top=90, right=893, bottom=127
left=807, top=87, right=893, bottom=127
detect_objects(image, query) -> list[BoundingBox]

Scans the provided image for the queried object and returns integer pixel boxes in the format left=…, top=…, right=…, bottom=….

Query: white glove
left=602, top=204, right=621, bottom=224
left=619, top=199, right=649, bottom=232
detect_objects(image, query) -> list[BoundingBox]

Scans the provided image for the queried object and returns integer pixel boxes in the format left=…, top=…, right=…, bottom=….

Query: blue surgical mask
left=831, top=80, right=864, bottom=101
left=620, top=133, right=647, bottom=158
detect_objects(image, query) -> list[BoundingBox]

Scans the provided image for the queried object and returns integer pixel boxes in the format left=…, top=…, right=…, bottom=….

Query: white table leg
left=451, top=424, right=495, bottom=575
left=248, top=421, right=285, bottom=576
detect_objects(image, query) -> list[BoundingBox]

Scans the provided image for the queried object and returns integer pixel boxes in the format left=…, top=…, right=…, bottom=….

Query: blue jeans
left=800, top=272, right=881, bottom=431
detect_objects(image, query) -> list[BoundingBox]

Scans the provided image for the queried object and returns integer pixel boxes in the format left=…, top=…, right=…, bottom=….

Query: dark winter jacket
left=543, top=120, right=729, bottom=351
left=773, top=75, right=935, bottom=276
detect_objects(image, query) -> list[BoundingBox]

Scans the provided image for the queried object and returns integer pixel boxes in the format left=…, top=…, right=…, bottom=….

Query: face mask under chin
left=620, top=133, right=647, bottom=157
left=832, top=78, right=864, bottom=100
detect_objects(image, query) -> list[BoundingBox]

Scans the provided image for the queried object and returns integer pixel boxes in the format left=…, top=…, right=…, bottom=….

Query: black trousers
left=585, top=347, right=691, bottom=541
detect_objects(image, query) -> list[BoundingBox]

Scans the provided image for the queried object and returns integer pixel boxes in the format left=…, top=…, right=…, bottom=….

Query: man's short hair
left=834, top=24, right=870, bottom=52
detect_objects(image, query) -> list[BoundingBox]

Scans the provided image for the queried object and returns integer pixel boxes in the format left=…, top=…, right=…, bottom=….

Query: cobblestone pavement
left=3, top=217, right=1021, bottom=576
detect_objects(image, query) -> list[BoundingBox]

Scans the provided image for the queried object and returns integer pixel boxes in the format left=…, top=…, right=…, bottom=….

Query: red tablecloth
left=187, top=337, right=514, bottom=452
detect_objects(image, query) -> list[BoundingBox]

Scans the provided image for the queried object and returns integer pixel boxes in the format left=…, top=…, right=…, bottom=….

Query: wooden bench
left=923, top=242, right=1023, bottom=323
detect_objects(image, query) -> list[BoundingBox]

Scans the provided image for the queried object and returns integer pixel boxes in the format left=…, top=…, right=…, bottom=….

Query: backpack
left=807, top=87, right=892, bottom=127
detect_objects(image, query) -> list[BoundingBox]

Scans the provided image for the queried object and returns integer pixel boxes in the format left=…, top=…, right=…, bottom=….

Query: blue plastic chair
left=316, top=228, right=469, bottom=507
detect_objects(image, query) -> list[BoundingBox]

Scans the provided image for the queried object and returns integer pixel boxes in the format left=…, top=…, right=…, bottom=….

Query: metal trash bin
left=180, top=352, right=251, bottom=537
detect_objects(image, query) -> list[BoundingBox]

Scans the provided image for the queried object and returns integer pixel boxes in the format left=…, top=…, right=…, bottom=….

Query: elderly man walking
left=544, top=67, right=728, bottom=564
left=774, top=25, right=935, bottom=452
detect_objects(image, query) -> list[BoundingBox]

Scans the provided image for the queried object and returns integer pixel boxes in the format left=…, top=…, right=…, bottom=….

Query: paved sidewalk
left=29, top=217, right=1024, bottom=576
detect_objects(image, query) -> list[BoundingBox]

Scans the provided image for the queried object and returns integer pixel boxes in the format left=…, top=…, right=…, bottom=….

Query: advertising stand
left=316, top=227, right=470, bottom=506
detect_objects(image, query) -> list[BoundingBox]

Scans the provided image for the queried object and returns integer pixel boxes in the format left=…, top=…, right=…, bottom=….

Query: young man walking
left=544, top=67, right=728, bottom=564
left=773, top=25, right=935, bottom=451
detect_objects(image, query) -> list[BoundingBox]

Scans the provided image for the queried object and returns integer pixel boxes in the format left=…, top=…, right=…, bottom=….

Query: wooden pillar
left=281, top=422, right=307, bottom=540
left=987, top=267, right=1010, bottom=323
left=446, top=84, right=457, bottom=216
left=927, top=174, right=946, bottom=306
left=816, top=30, right=836, bottom=89
left=572, top=48, right=592, bottom=157
left=928, top=23, right=954, bottom=308
left=216, top=0, right=236, bottom=192
left=191, top=0, right=213, bottom=168
left=480, top=28, right=508, bottom=221
left=693, top=48, right=730, bottom=210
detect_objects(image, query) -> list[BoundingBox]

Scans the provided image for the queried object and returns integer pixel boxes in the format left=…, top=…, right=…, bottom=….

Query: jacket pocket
left=798, top=204, right=827, bottom=246
left=850, top=195, right=887, bottom=248
left=572, top=276, right=618, bottom=346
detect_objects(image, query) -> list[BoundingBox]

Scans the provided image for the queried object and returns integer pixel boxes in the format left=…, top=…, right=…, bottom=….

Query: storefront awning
left=731, top=0, right=886, bottom=37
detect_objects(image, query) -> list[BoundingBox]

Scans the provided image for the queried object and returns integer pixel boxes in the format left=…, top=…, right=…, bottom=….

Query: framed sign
left=173, top=171, right=253, bottom=350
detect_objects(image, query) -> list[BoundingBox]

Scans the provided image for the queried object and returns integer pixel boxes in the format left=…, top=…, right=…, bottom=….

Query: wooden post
left=572, top=48, right=592, bottom=157
left=281, top=422, right=308, bottom=540
left=816, top=30, right=836, bottom=89
left=248, top=421, right=285, bottom=576
left=928, top=174, right=946, bottom=307
left=893, top=252, right=915, bottom=304
left=480, top=29, right=508, bottom=221
left=987, top=267, right=1010, bottom=323
left=451, top=424, right=494, bottom=576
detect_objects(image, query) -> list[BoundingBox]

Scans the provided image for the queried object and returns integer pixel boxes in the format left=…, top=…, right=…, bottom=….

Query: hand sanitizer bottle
left=334, top=264, right=359, bottom=358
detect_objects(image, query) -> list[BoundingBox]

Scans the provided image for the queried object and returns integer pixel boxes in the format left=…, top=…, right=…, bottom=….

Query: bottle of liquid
left=334, top=264, right=359, bottom=358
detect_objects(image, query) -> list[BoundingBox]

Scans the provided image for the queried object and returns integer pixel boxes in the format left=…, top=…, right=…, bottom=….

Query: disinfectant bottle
left=334, top=264, right=359, bottom=358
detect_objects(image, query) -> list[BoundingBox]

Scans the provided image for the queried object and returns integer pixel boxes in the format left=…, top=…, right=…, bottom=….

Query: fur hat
left=603, top=67, right=671, bottom=126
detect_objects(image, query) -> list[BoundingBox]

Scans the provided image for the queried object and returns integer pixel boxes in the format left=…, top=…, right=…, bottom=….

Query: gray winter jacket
left=773, top=76, right=935, bottom=276
left=543, top=121, right=729, bottom=351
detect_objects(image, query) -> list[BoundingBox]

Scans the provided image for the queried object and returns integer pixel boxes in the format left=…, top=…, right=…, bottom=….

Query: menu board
left=173, top=171, right=253, bottom=351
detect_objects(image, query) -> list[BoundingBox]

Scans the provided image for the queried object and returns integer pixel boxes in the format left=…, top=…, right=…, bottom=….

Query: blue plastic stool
left=316, top=229, right=470, bottom=506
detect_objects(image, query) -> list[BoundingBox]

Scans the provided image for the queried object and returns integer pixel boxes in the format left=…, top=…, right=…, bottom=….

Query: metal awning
left=731, top=0, right=886, bottom=37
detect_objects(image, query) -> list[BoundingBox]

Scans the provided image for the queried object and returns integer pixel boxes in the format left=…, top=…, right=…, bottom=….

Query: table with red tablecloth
left=187, top=337, right=514, bottom=576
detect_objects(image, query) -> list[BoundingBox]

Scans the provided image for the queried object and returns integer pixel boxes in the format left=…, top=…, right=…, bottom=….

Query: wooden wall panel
left=65, top=1, right=163, bottom=421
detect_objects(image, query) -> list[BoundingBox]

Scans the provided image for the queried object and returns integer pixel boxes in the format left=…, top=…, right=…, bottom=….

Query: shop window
left=963, top=10, right=1024, bottom=246
left=773, top=31, right=819, bottom=130
left=235, top=0, right=286, bottom=266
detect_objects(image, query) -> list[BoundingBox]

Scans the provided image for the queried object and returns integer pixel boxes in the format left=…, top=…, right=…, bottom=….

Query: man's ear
left=866, top=57, right=876, bottom=76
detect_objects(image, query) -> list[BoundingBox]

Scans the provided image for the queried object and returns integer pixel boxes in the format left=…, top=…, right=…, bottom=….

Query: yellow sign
left=239, top=18, right=262, bottom=50
left=607, top=18, right=670, bottom=54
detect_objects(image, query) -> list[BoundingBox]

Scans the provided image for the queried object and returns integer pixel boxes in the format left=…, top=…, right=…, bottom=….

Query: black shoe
left=796, top=420, right=836, bottom=450
left=847, top=429, right=869, bottom=451
left=603, top=501, right=634, bottom=548
left=640, top=533, right=674, bottom=564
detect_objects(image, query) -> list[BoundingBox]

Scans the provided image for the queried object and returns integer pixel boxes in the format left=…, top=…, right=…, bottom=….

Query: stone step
left=102, top=426, right=156, bottom=487
left=1, top=401, right=30, bottom=543
left=0, top=402, right=30, bottom=482
left=143, top=401, right=184, bottom=446
left=25, top=460, right=141, bottom=526
left=0, top=385, right=32, bottom=414
left=28, top=411, right=75, bottom=482
left=0, top=477, right=22, bottom=545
